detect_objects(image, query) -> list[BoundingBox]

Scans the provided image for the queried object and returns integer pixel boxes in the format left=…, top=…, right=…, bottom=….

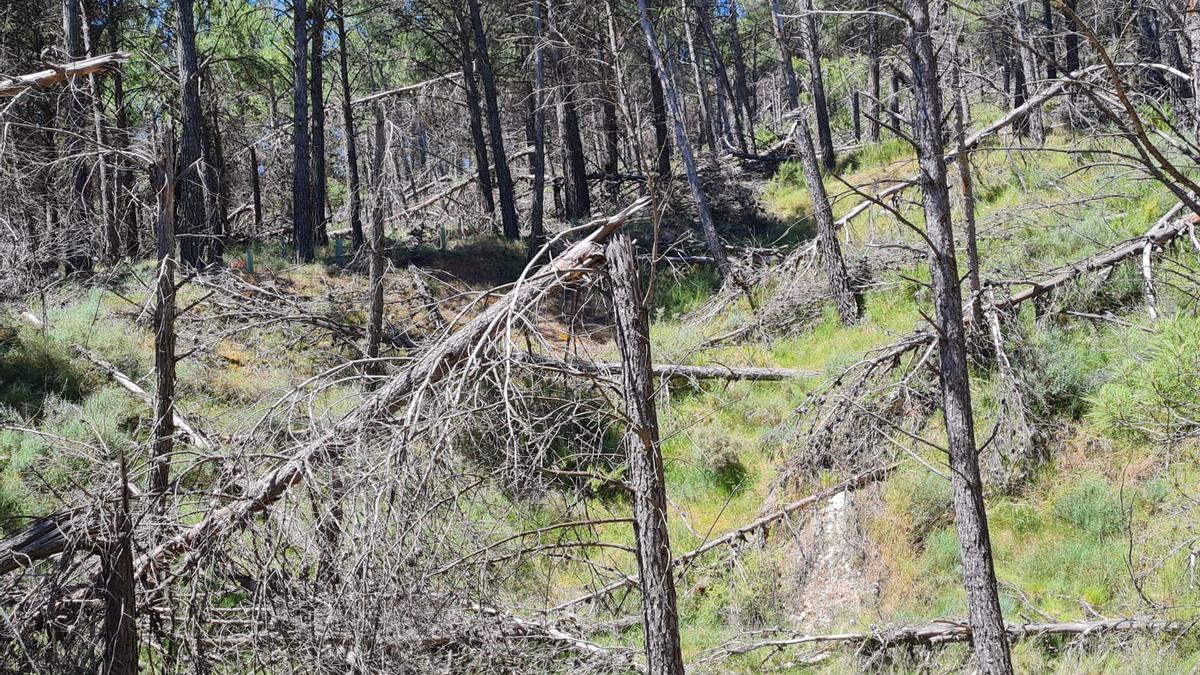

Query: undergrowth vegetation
left=3, top=131, right=1199, bottom=672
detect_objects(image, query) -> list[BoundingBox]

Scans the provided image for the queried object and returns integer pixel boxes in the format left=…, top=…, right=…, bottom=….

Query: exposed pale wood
left=350, top=72, right=463, bottom=106
left=0, top=52, right=129, bottom=97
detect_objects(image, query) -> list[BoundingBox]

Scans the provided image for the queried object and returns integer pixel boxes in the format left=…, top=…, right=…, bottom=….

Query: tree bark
left=867, top=2, right=882, bottom=142
left=100, top=454, right=137, bottom=675
left=62, top=0, right=94, bottom=273
left=529, top=0, right=547, bottom=257
left=1062, top=0, right=1080, bottom=77
left=334, top=0, right=363, bottom=250
left=681, top=2, right=715, bottom=154
left=311, top=0, right=329, bottom=246
left=638, top=0, right=732, bottom=280
left=726, top=0, right=755, bottom=149
left=1190, top=0, right=1200, bottom=133
left=365, top=104, right=387, bottom=378
left=793, top=108, right=859, bottom=325
left=547, top=0, right=590, bottom=220
left=648, top=63, right=672, bottom=182
left=292, top=0, right=314, bottom=262
left=467, top=0, right=520, bottom=239
left=459, top=17, right=495, bottom=216
left=108, top=6, right=137, bottom=258
left=1040, top=0, right=1056, bottom=79
left=768, top=0, right=800, bottom=111
left=249, top=145, right=263, bottom=236
left=951, top=56, right=982, bottom=325
left=905, top=1, right=1013, bottom=671
left=151, top=134, right=177, bottom=501
left=1012, top=0, right=1045, bottom=143
left=606, top=233, right=685, bottom=675
left=801, top=0, right=835, bottom=170
left=175, top=0, right=207, bottom=268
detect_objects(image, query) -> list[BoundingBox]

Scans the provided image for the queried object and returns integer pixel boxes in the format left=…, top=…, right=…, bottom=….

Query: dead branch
left=0, top=52, right=129, bottom=97
left=520, top=353, right=818, bottom=382
left=705, top=616, right=1191, bottom=658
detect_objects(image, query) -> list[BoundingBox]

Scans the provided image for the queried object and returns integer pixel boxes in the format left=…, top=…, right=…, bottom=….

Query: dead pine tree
left=150, top=131, right=177, bottom=503
left=364, top=102, right=388, bottom=379
left=606, top=233, right=684, bottom=675
left=790, top=106, right=860, bottom=325
left=100, top=453, right=137, bottom=675
left=904, top=0, right=1013, bottom=672
left=637, top=0, right=732, bottom=282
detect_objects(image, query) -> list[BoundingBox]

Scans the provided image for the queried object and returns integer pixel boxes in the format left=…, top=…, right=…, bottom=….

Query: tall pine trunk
left=768, top=0, right=800, bottom=110
left=459, top=19, right=495, bottom=216
left=293, top=0, right=314, bottom=261
left=793, top=107, right=859, bottom=324
left=638, top=0, right=731, bottom=280
left=176, top=0, right=207, bottom=267
left=529, top=0, right=547, bottom=256
left=365, top=104, right=387, bottom=377
left=335, top=0, right=363, bottom=249
left=62, top=0, right=94, bottom=273
left=906, top=1, right=1013, bottom=671
left=311, top=0, right=329, bottom=246
left=802, top=0, right=835, bottom=170
left=467, top=0, right=520, bottom=239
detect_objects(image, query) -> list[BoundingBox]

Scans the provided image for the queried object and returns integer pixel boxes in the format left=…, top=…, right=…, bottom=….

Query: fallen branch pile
left=0, top=198, right=653, bottom=582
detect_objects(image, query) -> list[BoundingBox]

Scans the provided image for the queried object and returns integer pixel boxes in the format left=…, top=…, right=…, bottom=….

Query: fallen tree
left=0, top=52, right=129, bottom=97
left=0, top=198, right=653, bottom=580
left=708, top=616, right=1192, bottom=659
left=847, top=209, right=1198, bottom=381
left=552, top=463, right=895, bottom=612
left=519, top=353, right=818, bottom=382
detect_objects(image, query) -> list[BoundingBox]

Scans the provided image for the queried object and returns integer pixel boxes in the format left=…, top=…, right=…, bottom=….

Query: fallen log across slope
left=708, top=616, right=1193, bottom=659
left=518, top=353, right=818, bottom=382
left=0, top=198, right=652, bottom=580
left=552, top=463, right=895, bottom=612
left=0, top=52, right=129, bottom=97
left=847, top=210, right=1199, bottom=380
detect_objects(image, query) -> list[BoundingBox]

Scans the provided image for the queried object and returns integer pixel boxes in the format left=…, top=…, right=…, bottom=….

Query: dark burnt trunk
left=906, top=1, right=1013, bottom=671
left=293, top=0, right=314, bottom=261
left=335, top=0, right=363, bottom=249
left=459, top=19, right=495, bottom=215
left=176, top=0, right=207, bottom=267
left=648, top=63, right=671, bottom=182
left=467, top=0, right=520, bottom=239
left=311, top=0, right=329, bottom=246
left=529, top=0, right=547, bottom=256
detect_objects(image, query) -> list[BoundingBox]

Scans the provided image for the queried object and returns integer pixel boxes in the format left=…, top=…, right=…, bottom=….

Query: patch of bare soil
left=779, top=489, right=881, bottom=632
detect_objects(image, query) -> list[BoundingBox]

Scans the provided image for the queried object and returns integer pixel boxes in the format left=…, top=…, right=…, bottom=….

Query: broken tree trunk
left=150, top=134, right=177, bottom=499
left=554, top=463, right=895, bottom=612
left=0, top=52, right=129, bottom=97
left=607, top=233, right=685, bottom=675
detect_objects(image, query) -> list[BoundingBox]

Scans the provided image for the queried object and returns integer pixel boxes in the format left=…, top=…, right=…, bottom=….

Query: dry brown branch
left=0, top=52, right=129, bottom=97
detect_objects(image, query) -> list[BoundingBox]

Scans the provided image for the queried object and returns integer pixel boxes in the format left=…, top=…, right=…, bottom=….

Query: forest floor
left=4, top=127, right=1200, bottom=673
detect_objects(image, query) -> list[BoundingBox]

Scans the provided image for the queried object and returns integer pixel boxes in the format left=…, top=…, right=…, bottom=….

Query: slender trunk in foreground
left=607, top=233, right=685, bottom=675
left=905, top=1, right=1013, bottom=672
